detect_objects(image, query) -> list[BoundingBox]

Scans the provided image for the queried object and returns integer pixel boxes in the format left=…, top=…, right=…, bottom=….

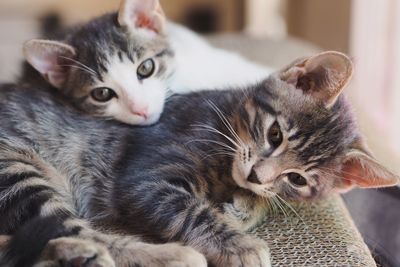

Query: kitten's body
left=166, top=22, right=271, bottom=93
left=1, top=52, right=398, bottom=266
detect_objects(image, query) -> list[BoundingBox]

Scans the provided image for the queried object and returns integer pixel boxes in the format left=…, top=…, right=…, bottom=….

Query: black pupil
left=268, top=122, right=283, bottom=148
left=91, top=88, right=114, bottom=102
left=137, top=59, right=154, bottom=79
left=288, top=173, right=307, bottom=186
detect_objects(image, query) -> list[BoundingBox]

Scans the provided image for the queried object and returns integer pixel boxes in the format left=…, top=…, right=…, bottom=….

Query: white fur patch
left=167, top=22, right=273, bottom=93
left=93, top=53, right=166, bottom=125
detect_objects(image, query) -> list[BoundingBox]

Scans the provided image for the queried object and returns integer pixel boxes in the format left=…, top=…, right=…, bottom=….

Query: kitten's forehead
left=66, top=13, right=170, bottom=77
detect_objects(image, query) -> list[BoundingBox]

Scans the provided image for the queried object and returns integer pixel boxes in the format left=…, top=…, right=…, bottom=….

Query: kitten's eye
left=90, top=87, right=116, bottom=102
left=267, top=121, right=283, bottom=148
left=137, top=58, right=155, bottom=80
left=288, top=173, right=307, bottom=187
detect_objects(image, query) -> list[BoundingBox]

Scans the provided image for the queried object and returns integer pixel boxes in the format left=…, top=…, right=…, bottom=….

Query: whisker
left=316, top=170, right=346, bottom=185
left=318, top=168, right=355, bottom=182
left=206, top=100, right=246, bottom=148
left=192, top=124, right=241, bottom=149
left=58, top=56, right=97, bottom=75
left=200, top=151, right=235, bottom=161
left=265, top=195, right=278, bottom=216
left=185, top=139, right=236, bottom=152
left=57, top=64, right=96, bottom=76
left=319, top=166, right=364, bottom=180
left=275, top=194, right=307, bottom=226
left=271, top=196, right=289, bottom=219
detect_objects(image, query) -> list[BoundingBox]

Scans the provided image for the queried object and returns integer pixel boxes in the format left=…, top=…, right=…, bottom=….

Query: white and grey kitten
left=21, top=0, right=271, bottom=125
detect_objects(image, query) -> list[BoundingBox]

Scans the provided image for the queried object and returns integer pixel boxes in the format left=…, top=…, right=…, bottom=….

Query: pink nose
left=131, top=105, right=149, bottom=119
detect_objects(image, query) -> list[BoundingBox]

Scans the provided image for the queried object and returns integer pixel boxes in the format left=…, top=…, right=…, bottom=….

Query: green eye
left=90, top=87, right=116, bottom=102
left=137, top=58, right=155, bottom=80
left=267, top=121, right=283, bottom=148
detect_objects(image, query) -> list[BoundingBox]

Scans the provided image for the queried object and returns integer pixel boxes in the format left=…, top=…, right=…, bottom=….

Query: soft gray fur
left=0, top=52, right=398, bottom=267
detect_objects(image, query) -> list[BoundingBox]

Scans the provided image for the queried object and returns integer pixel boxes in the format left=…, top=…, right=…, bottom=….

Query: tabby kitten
left=21, top=0, right=270, bottom=126
left=1, top=52, right=398, bottom=267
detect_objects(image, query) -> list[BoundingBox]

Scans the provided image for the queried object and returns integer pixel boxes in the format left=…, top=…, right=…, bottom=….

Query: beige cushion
left=253, top=195, right=375, bottom=266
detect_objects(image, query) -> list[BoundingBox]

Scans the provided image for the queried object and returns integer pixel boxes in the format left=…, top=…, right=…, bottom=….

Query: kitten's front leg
left=130, top=184, right=271, bottom=267
left=1, top=226, right=207, bottom=267
left=210, top=229, right=271, bottom=267
left=177, top=201, right=270, bottom=267
left=223, top=189, right=269, bottom=232
left=0, top=144, right=206, bottom=267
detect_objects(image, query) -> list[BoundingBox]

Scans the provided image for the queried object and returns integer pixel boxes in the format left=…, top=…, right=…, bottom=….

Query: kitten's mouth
left=247, top=168, right=262, bottom=184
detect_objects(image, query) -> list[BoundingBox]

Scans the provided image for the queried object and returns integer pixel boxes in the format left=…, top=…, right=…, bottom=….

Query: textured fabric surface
left=252, top=195, right=376, bottom=266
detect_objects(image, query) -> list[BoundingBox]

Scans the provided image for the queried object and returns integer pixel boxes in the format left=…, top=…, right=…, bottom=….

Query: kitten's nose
left=131, top=105, right=149, bottom=119
left=247, top=167, right=261, bottom=184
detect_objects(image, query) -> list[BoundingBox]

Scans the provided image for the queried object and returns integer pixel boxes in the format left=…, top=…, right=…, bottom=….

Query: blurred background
left=0, top=0, right=399, bottom=266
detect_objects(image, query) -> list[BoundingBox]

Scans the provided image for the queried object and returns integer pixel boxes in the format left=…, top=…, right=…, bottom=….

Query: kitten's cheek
left=231, top=162, right=248, bottom=189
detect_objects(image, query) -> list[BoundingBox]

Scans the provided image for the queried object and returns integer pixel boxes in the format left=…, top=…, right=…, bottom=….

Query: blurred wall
left=0, top=0, right=244, bottom=33
left=0, top=0, right=118, bottom=23
left=163, top=0, right=244, bottom=33
left=287, top=0, right=351, bottom=53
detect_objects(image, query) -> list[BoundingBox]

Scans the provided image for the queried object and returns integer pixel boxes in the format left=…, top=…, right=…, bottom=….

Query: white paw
left=35, top=237, right=115, bottom=267
left=137, top=243, right=207, bottom=267
left=216, top=235, right=271, bottom=267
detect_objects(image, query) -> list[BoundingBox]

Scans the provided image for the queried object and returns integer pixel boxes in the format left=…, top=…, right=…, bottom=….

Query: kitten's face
left=64, top=19, right=174, bottom=125
left=231, top=86, right=350, bottom=200
left=24, top=1, right=174, bottom=125
left=229, top=52, right=399, bottom=200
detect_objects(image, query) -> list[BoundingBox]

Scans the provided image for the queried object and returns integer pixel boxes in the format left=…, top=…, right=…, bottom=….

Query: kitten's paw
left=35, top=237, right=115, bottom=267
left=130, top=243, right=207, bottom=267
left=223, top=191, right=267, bottom=231
left=223, top=201, right=251, bottom=221
left=217, top=235, right=271, bottom=267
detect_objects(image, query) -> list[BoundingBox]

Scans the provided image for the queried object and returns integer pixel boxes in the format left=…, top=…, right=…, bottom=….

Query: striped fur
left=1, top=52, right=398, bottom=266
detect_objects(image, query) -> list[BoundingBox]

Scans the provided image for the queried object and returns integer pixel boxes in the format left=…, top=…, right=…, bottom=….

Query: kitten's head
left=230, top=51, right=399, bottom=200
left=24, top=0, right=174, bottom=125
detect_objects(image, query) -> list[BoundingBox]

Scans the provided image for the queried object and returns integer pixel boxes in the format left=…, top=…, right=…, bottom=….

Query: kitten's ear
left=24, top=39, right=76, bottom=88
left=118, top=0, right=166, bottom=35
left=337, top=139, right=399, bottom=192
left=280, top=51, right=353, bottom=108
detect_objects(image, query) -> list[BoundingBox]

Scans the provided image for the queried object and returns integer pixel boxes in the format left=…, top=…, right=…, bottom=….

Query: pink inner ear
left=341, top=161, right=369, bottom=187
left=31, top=55, right=58, bottom=74
left=136, top=12, right=158, bottom=33
left=30, top=50, right=69, bottom=88
left=341, top=159, right=398, bottom=188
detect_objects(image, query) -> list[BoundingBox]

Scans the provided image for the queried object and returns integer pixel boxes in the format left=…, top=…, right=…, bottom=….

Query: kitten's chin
left=140, top=112, right=162, bottom=125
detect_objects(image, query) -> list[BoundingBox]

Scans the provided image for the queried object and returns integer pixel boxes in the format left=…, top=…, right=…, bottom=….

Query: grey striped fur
left=0, top=52, right=398, bottom=267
